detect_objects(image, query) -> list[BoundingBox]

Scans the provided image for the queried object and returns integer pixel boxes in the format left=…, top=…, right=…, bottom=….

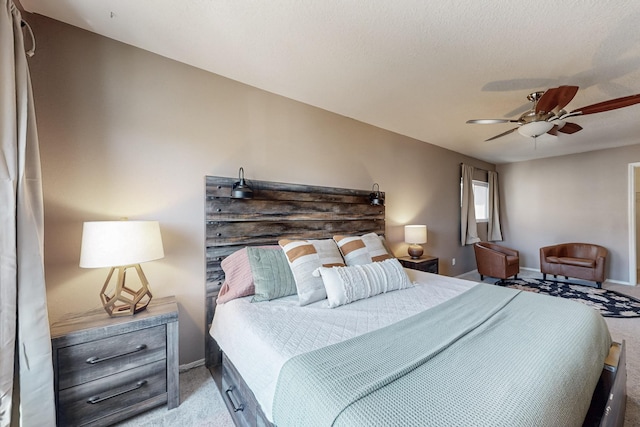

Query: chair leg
left=596, top=282, right=602, bottom=288
left=542, top=273, right=546, bottom=280
left=480, top=274, right=484, bottom=281
left=514, top=274, right=518, bottom=279
left=565, top=276, right=568, bottom=280
left=553, top=275, right=557, bottom=279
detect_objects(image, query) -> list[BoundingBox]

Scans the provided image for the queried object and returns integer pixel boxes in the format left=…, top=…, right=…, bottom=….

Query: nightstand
left=398, top=256, right=439, bottom=274
left=50, top=296, right=179, bottom=427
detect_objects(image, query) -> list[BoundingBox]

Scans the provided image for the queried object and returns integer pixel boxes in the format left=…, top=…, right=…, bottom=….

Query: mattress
left=209, top=269, right=477, bottom=421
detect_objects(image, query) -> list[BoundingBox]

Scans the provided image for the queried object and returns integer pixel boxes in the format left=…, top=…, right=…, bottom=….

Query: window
left=460, top=179, right=489, bottom=222
left=472, top=180, right=489, bottom=222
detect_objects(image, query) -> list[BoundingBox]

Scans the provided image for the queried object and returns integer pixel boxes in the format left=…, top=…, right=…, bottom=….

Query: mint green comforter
left=273, top=284, right=611, bottom=427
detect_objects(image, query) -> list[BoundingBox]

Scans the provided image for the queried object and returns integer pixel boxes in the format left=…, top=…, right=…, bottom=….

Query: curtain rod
left=459, top=163, right=492, bottom=173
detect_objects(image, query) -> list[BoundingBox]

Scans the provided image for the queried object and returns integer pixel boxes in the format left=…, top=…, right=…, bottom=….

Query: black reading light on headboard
left=369, top=183, right=384, bottom=206
left=231, top=167, right=254, bottom=199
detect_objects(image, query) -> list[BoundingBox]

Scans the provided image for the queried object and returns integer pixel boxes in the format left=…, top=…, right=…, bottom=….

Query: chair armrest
left=484, top=243, right=518, bottom=257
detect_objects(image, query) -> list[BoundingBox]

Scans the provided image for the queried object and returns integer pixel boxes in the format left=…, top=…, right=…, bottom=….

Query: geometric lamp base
left=100, top=264, right=153, bottom=317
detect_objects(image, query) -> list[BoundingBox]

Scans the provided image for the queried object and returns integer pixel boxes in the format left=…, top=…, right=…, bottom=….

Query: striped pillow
left=278, top=239, right=345, bottom=306
left=333, top=232, right=393, bottom=266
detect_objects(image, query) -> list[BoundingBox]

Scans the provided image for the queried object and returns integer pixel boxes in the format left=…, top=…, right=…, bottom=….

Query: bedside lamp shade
left=80, top=221, right=164, bottom=268
left=80, top=221, right=164, bottom=316
left=405, top=225, right=427, bottom=259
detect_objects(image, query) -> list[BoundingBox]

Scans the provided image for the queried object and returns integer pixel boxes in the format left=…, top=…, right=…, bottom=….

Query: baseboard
left=456, top=266, right=632, bottom=286
left=179, top=358, right=205, bottom=373
left=606, top=278, right=633, bottom=286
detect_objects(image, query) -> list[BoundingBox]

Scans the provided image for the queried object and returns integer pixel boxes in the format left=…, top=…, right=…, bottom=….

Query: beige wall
left=498, top=144, right=640, bottom=283
left=27, top=15, right=494, bottom=364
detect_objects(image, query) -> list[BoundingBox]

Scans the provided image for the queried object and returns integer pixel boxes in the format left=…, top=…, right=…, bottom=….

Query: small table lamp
left=80, top=220, right=164, bottom=316
left=405, top=225, right=427, bottom=259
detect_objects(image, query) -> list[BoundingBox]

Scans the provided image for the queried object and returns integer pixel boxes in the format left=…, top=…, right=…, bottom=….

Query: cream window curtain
left=1, top=2, right=55, bottom=426
left=488, top=170, right=503, bottom=241
left=460, top=164, right=480, bottom=246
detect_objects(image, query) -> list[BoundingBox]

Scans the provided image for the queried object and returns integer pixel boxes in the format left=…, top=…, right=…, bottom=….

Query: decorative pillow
left=314, top=258, right=411, bottom=308
left=216, top=247, right=255, bottom=304
left=247, top=247, right=297, bottom=302
left=278, top=239, right=345, bottom=306
left=333, top=232, right=393, bottom=266
left=216, top=245, right=282, bottom=304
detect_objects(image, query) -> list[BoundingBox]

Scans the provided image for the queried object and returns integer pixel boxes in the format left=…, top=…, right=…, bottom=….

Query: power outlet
left=452, top=258, right=456, bottom=266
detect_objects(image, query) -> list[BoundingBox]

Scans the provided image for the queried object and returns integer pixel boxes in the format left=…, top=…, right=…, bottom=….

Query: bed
left=204, top=175, right=626, bottom=427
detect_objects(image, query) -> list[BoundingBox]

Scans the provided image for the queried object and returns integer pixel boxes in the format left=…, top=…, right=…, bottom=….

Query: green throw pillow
left=247, top=246, right=297, bottom=302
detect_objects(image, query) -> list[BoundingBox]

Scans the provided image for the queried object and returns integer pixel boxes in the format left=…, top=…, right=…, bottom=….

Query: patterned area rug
left=495, top=277, right=640, bottom=318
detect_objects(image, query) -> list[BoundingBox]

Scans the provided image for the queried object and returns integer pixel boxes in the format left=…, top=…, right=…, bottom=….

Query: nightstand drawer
left=58, top=359, right=167, bottom=426
left=57, top=324, right=167, bottom=389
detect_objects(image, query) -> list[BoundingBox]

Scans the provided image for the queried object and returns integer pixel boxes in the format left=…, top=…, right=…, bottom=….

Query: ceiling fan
left=467, top=85, right=640, bottom=141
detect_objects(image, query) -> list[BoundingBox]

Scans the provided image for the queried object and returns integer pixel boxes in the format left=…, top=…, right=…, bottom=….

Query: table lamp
left=405, top=225, right=427, bottom=259
left=80, top=220, right=164, bottom=316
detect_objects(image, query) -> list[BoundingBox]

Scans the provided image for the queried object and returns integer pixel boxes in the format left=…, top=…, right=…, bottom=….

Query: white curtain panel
left=488, top=170, right=503, bottom=241
left=0, top=2, right=55, bottom=426
left=460, top=164, right=480, bottom=246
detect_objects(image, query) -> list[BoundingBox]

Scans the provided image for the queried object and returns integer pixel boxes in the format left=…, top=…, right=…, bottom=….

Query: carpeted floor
left=112, top=365, right=233, bottom=427
left=117, top=269, right=639, bottom=426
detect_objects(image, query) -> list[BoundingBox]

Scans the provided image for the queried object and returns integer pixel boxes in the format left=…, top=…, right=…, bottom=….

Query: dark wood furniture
left=398, top=255, right=438, bottom=273
left=205, top=176, right=384, bottom=369
left=585, top=341, right=627, bottom=427
left=205, top=176, right=384, bottom=427
left=50, top=296, right=179, bottom=427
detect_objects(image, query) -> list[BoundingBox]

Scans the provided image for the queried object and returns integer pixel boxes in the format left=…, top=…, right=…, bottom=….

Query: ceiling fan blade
left=547, top=125, right=558, bottom=136
left=536, top=87, right=560, bottom=114
left=485, top=127, right=518, bottom=141
left=557, top=122, right=583, bottom=134
left=554, top=85, right=579, bottom=111
left=466, top=119, right=520, bottom=124
left=570, top=93, right=640, bottom=116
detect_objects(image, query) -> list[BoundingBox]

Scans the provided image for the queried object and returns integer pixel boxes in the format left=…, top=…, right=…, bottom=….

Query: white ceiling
left=20, top=0, right=640, bottom=164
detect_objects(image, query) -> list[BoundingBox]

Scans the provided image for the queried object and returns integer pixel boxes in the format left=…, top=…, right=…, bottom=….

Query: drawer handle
left=86, top=380, right=147, bottom=404
left=225, top=386, right=245, bottom=412
left=85, top=344, right=147, bottom=364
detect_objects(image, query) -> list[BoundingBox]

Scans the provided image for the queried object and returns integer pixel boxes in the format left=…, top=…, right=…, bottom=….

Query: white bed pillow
left=279, top=238, right=345, bottom=306
left=333, top=232, right=393, bottom=265
left=314, top=258, right=411, bottom=308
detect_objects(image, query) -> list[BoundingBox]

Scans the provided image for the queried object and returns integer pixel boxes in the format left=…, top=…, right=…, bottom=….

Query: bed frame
left=204, top=175, right=385, bottom=369
left=203, top=175, right=626, bottom=427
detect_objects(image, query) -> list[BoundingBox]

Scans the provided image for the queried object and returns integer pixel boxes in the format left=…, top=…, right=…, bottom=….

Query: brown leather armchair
left=473, top=242, right=520, bottom=280
left=540, top=243, right=607, bottom=288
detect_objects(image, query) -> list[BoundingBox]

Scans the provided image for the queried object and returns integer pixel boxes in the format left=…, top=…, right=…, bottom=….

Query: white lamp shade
left=518, top=121, right=554, bottom=138
left=80, top=221, right=164, bottom=268
left=404, top=225, right=427, bottom=244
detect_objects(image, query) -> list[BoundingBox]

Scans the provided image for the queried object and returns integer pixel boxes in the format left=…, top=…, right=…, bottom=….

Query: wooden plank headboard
left=204, top=176, right=385, bottom=368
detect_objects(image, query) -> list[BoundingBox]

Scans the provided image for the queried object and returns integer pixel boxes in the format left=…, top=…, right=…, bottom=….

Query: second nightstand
left=398, top=256, right=439, bottom=274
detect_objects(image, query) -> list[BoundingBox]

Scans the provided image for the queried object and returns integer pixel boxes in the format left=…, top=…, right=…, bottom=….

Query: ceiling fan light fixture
left=518, top=121, right=554, bottom=138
